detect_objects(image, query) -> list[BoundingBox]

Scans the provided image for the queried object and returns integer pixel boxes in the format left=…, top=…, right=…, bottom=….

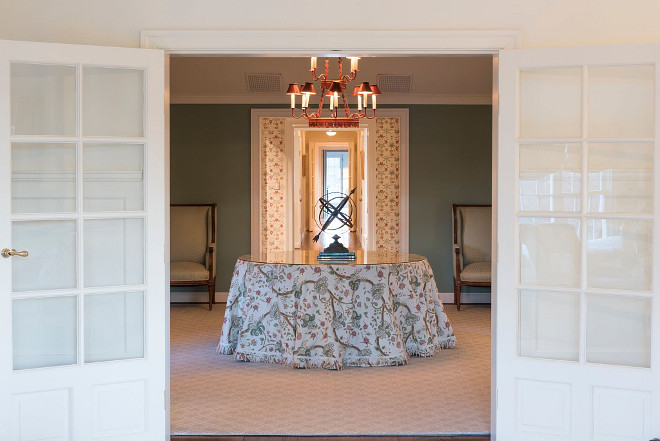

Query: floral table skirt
left=217, top=257, right=456, bottom=369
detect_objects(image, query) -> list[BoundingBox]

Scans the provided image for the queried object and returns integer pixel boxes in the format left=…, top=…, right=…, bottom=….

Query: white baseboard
left=171, top=291, right=490, bottom=305
left=170, top=291, right=229, bottom=303
left=439, top=291, right=491, bottom=305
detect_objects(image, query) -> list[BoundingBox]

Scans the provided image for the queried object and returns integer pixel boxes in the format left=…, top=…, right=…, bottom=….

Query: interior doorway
left=297, top=132, right=364, bottom=251
left=167, top=52, right=494, bottom=437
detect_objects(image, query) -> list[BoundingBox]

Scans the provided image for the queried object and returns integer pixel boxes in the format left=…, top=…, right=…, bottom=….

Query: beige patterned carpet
left=171, top=303, right=491, bottom=436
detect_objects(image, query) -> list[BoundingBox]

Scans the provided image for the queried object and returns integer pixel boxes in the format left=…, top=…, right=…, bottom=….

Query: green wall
left=407, top=105, right=492, bottom=293
left=170, top=104, right=491, bottom=295
left=170, top=105, right=255, bottom=295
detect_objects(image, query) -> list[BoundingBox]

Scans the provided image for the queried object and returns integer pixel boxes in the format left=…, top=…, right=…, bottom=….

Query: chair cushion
left=170, top=206, right=211, bottom=264
left=457, top=206, right=492, bottom=266
left=170, top=261, right=210, bottom=282
left=460, top=261, right=491, bottom=283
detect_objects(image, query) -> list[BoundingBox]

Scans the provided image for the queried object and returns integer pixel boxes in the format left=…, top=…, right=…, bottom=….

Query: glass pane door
left=498, top=44, right=660, bottom=441
left=10, top=62, right=146, bottom=369
left=0, top=40, right=165, bottom=441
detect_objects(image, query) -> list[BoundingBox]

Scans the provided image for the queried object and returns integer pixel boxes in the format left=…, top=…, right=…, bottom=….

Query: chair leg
left=208, top=279, right=215, bottom=311
left=454, top=279, right=461, bottom=311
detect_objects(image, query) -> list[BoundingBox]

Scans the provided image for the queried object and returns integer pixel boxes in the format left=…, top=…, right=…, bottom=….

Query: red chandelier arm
left=311, top=68, right=326, bottom=82
left=312, top=58, right=330, bottom=82
left=291, top=108, right=310, bottom=119
left=362, top=108, right=377, bottom=119
left=340, top=70, right=358, bottom=83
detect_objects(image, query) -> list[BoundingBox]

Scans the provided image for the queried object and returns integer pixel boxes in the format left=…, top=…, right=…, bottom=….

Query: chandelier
left=287, top=57, right=381, bottom=129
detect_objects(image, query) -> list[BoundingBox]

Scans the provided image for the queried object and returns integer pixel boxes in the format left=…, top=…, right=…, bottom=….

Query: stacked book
left=317, top=252, right=356, bottom=262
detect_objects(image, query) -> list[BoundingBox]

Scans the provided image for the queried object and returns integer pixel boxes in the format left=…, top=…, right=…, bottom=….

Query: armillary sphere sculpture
left=313, top=187, right=357, bottom=258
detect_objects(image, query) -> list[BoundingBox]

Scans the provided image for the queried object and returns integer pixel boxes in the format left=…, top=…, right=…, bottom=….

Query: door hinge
left=496, top=388, right=499, bottom=409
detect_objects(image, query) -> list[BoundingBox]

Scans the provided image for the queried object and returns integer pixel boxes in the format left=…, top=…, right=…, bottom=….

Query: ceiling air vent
left=377, top=74, right=413, bottom=93
left=246, top=73, right=282, bottom=93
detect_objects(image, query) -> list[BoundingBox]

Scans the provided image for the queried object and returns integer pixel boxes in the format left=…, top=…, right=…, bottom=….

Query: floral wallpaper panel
left=375, top=117, right=401, bottom=252
left=259, top=116, right=401, bottom=253
left=260, top=117, right=287, bottom=252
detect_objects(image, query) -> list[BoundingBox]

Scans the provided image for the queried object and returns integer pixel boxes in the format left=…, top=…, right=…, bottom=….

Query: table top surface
left=238, top=250, right=426, bottom=265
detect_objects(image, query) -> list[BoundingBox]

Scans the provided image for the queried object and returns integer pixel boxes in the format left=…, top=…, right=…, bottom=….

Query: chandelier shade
left=286, top=83, right=301, bottom=95
left=287, top=57, right=380, bottom=128
left=358, top=82, right=373, bottom=94
left=329, top=81, right=343, bottom=94
left=300, top=82, right=316, bottom=94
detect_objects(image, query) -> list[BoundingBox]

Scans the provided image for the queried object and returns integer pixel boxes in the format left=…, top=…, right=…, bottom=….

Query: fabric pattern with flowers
left=218, top=257, right=456, bottom=369
left=375, top=117, right=401, bottom=252
left=260, top=117, right=287, bottom=252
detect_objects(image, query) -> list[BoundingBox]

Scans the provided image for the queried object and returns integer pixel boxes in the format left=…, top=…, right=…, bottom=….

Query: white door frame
left=142, top=29, right=520, bottom=437
left=313, top=141, right=354, bottom=229
left=249, top=109, right=410, bottom=254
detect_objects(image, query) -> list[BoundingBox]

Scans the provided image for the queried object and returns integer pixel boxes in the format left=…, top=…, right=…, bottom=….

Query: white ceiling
left=170, top=56, right=493, bottom=105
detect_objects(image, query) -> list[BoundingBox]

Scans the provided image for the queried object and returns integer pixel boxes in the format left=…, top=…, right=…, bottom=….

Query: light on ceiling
left=326, top=130, right=337, bottom=136
left=287, top=57, right=381, bottom=129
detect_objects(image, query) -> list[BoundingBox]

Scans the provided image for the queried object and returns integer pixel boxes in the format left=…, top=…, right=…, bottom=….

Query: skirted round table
left=217, top=251, right=456, bottom=369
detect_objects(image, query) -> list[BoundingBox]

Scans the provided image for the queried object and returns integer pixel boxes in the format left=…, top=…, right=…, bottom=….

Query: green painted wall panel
left=407, top=105, right=492, bottom=295
left=170, top=104, right=492, bottom=296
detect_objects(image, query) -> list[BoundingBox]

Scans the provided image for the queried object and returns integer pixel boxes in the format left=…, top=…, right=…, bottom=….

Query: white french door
left=0, top=40, right=166, bottom=440
left=497, top=44, right=660, bottom=440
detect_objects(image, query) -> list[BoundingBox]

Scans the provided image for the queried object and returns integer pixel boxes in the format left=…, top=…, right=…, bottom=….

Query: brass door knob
left=1, top=248, right=28, bottom=258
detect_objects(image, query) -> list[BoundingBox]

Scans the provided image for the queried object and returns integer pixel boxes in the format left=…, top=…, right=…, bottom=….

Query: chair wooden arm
left=453, top=243, right=462, bottom=275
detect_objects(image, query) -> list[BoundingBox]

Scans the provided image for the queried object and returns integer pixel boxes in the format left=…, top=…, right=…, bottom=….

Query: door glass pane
left=519, top=68, right=582, bottom=139
left=84, top=218, right=144, bottom=287
left=586, top=294, right=651, bottom=368
left=84, top=291, right=144, bottom=363
left=83, top=67, right=144, bottom=137
left=588, top=65, right=654, bottom=139
left=588, top=143, right=653, bottom=214
left=11, top=63, right=76, bottom=136
left=519, top=290, right=579, bottom=361
left=520, top=217, right=581, bottom=287
left=13, top=296, right=77, bottom=370
left=323, top=150, right=349, bottom=219
left=12, top=143, right=76, bottom=214
left=12, top=221, right=77, bottom=292
left=519, top=143, right=581, bottom=212
left=83, top=143, right=144, bottom=212
left=587, top=219, right=652, bottom=291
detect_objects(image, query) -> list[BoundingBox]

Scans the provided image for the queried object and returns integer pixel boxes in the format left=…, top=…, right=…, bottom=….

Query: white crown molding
left=141, top=29, right=522, bottom=55
left=171, top=93, right=492, bottom=105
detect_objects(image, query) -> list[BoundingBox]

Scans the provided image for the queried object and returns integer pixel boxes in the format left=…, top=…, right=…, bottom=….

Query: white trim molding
left=250, top=109, right=410, bottom=254
left=439, top=292, right=491, bottom=305
left=170, top=291, right=229, bottom=303
left=250, top=109, right=293, bottom=255
left=141, top=30, right=521, bottom=55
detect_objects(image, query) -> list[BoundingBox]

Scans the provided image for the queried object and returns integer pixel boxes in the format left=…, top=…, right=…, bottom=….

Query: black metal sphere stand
left=323, top=235, right=350, bottom=254
left=315, top=188, right=357, bottom=262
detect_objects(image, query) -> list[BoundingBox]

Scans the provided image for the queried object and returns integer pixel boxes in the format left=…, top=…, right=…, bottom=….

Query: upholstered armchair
left=452, top=204, right=492, bottom=311
left=170, top=204, right=217, bottom=310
